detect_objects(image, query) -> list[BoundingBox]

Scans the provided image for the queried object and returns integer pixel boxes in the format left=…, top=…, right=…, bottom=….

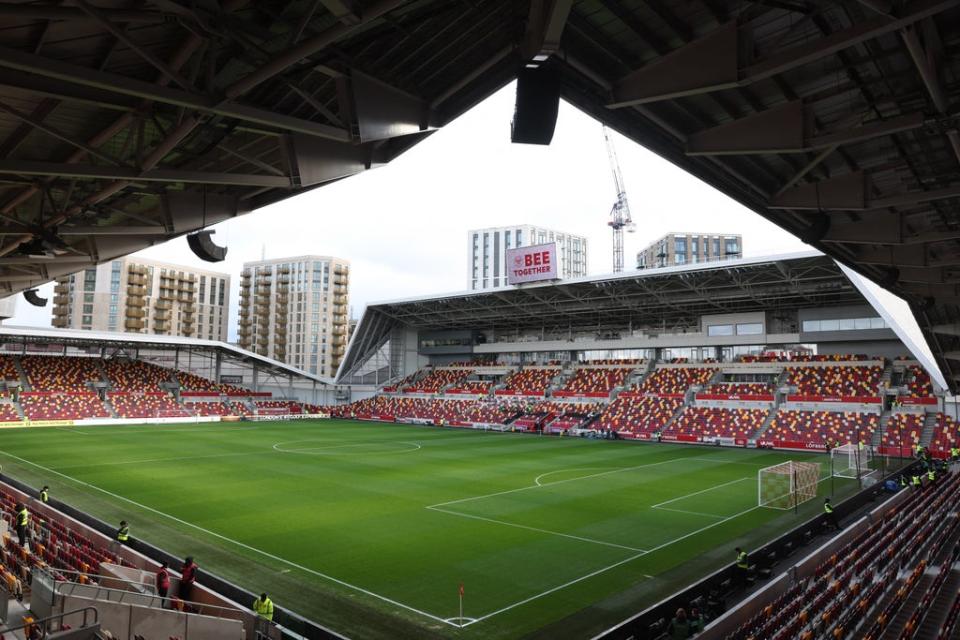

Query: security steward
left=951, top=446, right=959, bottom=463
left=927, top=468, right=936, bottom=485
left=253, top=592, right=274, bottom=624
left=824, top=497, right=841, bottom=531
left=116, top=520, right=130, bottom=544
left=14, top=503, right=28, bottom=547
left=39, top=486, right=49, bottom=504
left=911, top=473, right=923, bottom=489
left=734, top=547, right=749, bottom=586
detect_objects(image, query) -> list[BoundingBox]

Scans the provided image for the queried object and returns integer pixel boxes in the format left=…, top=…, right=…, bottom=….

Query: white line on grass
left=652, top=507, right=726, bottom=519
left=533, top=467, right=608, bottom=486
left=428, top=457, right=688, bottom=509
left=650, top=477, right=752, bottom=508
left=0, top=450, right=459, bottom=629
left=56, top=427, right=90, bottom=436
left=425, top=506, right=648, bottom=552
left=271, top=440, right=421, bottom=455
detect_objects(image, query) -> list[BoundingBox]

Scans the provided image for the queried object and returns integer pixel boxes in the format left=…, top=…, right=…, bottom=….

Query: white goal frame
left=832, top=443, right=875, bottom=480
left=758, top=461, right=820, bottom=510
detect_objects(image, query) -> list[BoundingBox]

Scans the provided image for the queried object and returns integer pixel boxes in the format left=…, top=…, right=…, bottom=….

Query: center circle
left=271, top=440, right=421, bottom=456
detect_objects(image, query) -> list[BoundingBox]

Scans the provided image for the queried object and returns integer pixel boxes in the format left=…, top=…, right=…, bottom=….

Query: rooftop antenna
left=603, top=125, right=636, bottom=272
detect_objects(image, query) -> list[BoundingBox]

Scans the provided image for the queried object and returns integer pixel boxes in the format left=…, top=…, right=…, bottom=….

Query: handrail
left=0, top=607, right=99, bottom=638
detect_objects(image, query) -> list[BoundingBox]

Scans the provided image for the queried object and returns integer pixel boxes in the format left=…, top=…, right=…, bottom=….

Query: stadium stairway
left=102, top=396, right=119, bottom=419
left=920, top=413, right=940, bottom=447
left=12, top=357, right=29, bottom=391
left=875, top=569, right=937, bottom=640
left=748, top=409, right=778, bottom=442
left=913, top=563, right=960, bottom=639
left=880, top=361, right=894, bottom=389
left=872, top=410, right=892, bottom=447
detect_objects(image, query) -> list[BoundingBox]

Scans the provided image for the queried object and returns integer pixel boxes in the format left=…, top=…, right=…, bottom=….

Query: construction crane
left=603, top=125, right=635, bottom=272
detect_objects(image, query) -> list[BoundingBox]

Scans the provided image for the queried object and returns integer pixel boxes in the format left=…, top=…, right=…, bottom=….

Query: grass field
left=0, top=420, right=862, bottom=639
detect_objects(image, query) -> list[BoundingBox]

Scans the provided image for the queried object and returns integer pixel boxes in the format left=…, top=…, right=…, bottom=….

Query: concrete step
left=921, top=412, right=941, bottom=447
left=915, top=565, right=960, bottom=640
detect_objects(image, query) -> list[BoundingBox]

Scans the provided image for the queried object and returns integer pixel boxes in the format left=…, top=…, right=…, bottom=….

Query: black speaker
left=23, top=289, right=47, bottom=307
left=798, top=213, right=831, bottom=244
left=511, top=66, right=560, bottom=145
left=187, top=230, right=228, bottom=262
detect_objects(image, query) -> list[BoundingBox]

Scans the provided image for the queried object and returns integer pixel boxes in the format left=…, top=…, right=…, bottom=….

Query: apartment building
left=467, top=224, right=588, bottom=290
left=636, top=232, right=742, bottom=269
left=237, top=256, right=349, bottom=377
left=51, top=258, right=230, bottom=339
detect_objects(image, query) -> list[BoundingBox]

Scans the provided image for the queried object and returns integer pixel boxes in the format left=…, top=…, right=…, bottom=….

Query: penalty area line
left=0, top=450, right=459, bottom=629
left=650, top=477, right=752, bottom=509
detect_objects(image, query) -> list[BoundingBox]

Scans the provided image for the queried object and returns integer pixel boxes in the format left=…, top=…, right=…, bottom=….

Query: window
left=820, top=319, right=840, bottom=331
left=83, top=304, right=93, bottom=314
left=802, top=320, right=820, bottom=332
left=736, top=323, right=763, bottom=336
left=713, top=238, right=720, bottom=256
left=871, top=317, right=886, bottom=329
left=707, top=324, right=734, bottom=336
left=674, top=254, right=686, bottom=264
left=725, top=238, right=740, bottom=255
left=803, top=316, right=887, bottom=332
left=82, top=315, right=92, bottom=325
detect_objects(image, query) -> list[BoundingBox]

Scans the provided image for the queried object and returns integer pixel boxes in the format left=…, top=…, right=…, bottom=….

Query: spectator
left=667, top=607, right=691, bottom=639
left=688, top=607, right=704, bottom=634
left=179, top=556, right=198, bottom=601
left=156, top=562, right=170, bottom=606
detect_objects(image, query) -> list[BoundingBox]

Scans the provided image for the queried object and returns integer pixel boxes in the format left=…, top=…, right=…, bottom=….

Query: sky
left=8, top=81, right=812, bottom=337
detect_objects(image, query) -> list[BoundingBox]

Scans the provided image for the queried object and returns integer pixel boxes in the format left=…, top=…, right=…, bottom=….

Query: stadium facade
left=51, top=257, right=230, bottom=340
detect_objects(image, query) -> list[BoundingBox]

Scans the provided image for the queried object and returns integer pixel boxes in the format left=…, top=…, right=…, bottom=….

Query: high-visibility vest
left=117, top=525, right=129, bottom=542
left=912, top=475, right=922, bottom=486
left=928, top=470, right=935, bottom=481
left=40, top=490, right=48, bottom=503
left=824, top=502, right=834, bottom=514
left=16, top=508, right=28, bottom=527
left=253, top=597, right=274, bottom=620
left=952, top=447, right=959, bottom=458
left=736, top=552, right=748, bottom=569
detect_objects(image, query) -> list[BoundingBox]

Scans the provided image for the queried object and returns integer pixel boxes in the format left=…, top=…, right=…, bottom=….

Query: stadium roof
left=339, top=251, right=946, bottom=389
left=0, top=1, right=958, bottom=386
left=0, top=324, right=334, bottom=385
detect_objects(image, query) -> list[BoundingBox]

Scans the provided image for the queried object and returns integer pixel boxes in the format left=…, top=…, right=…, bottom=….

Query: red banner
left=758, top=439, right=829, bottom=451
left=618, top=392, right=684, bottom=399
left=897, top=397, right=938, bottom=406
left=695, top=393, right=775, bottom=402
left=661, top=434, right=699, bottom=443
left=786, top=395, right=882, bottom=404
left=552, top=391, right=608, bottom=398
left=878, top=445, right=914, bottom=457
left=21, top=391, right=97, bottom=397
left=495, top=390, right=545, bottom=397
left=107, top=391, right=166, bottom=397
left=616, top=431, right=651, bottom=440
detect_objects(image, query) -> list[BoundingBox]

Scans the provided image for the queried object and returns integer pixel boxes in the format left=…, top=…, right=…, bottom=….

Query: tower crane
left=603, top=125, right=635, bottom=272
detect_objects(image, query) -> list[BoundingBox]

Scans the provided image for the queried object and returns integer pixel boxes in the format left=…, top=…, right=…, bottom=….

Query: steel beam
left=523, top=0, right=574, bottom=61
left=319, top=0, right=360, bottom=24
left=0, top=159, right=291, bottom=187
left=856, top=244, right=960, bottom=267
left=608, top=0, right=960, bottom=107
left=57, top=226, right=168, bottom=236
left=771, top=174, right=960, bottom=210
left=0, top=45, right=350, bottom=141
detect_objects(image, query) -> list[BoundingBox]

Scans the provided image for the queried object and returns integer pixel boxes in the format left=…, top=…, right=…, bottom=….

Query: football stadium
left=1, top=2, right=960, bottom=640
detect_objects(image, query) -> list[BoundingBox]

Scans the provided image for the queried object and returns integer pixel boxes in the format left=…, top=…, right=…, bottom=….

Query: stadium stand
left=0, top=404, right=19, bottom=421
left=20, top=392, right=109, bottom=420
left=705, top=382, right=774, bottom=396
left=903, top=364, right=935, bottom=399
left=880, top=412, right=925, bottom=454
left=632, top=367, right=714, bottom=395
left=177, top=370, right=242, bottom=394
left=929, top=413, right=959, bottom=458
left=785, top=365, right=883, bottom=397
left=109, top=392, right=185, bottom=418
left=255, top=400, right=303, bottom=414
left=498, top=368, right=559, bottom=395
left=556, top=367, right=633, bottom=397
left=404, top=368, right=472, bottom=393
left=763, top=410, right=880, bottom=447
left=665, top=406, right=768, bottom=440
left=0, top=355, right=19, bottom=381
left=594, top=396, right=684, bottom=436
left=446, top=380, right=493, bottom=395
left=103, top=359, right=173, bottom=392
left=21, top=356, right=103, bottom=392
left=724, top=470, right=960, bottom=640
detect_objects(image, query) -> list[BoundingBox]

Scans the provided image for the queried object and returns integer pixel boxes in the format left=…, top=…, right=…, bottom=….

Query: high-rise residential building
left=237, top=256, right=349, bottom=377
left=467, top=225, right=588, bottom=290
left=636, top=233, right=742, bottom=269
left=51, top=258, right=230, bottom=339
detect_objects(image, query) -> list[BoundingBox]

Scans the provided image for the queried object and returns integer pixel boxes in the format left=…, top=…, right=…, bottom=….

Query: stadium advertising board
left=507, top=243, right=558, bottom=285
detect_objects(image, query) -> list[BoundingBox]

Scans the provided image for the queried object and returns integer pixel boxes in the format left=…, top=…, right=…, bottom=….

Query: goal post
left=758, top=461, right=821, bottom=510
left=831, top=443, right=875, bottom=480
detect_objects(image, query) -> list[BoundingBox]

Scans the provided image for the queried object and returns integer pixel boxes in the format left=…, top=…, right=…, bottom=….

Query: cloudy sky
left=10, top=81, right=812, bottom=335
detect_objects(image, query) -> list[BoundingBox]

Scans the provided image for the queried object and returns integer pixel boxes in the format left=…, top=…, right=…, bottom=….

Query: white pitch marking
left=426, top=506, right=647, bottom=552
left=56, top=427, right=90, bottom=436
left=428, top=456, right=690, bottom=509
left=271, top=440, right=422, bottom=455
left=533, top=467, right=608, bottom=486
left=650, top=477, right=752, bottom=509
left=652, top=507, right=727, bottom=520
left=0, top=450, right=459, bottom=629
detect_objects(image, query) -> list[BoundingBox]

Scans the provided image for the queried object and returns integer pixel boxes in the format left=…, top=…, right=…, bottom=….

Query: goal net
left=758, top=461, right=820, bottom=510
left=832, top=443, right=875, bottom=480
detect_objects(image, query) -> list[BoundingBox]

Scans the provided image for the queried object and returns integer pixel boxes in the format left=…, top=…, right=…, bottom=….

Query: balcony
left=155, top=300, right=172, bottom=310
left=333, top=295, right=347, bottom=305
left=334, top=265, right=348, bottom=275
left=334, top=275, right=349, bottom=286
left=240, top=288, right=250, bottom=298
left=154, top=308, right=171, bottom=321
left=278, top=266, right=290, bottom=275
left=239, top=317, right=252, bottom=328
left=239, top=337, right=252, bottom=349
left=332, top=313, right=347, bottom=324
left=128, top=274, right=146, bottom=286
left=178, top=272, right=196, bottom=282
left=127, top=285, right=146, bottom=297
left=155, top=320, right=170, bottom=332
left=53, top=294, right=70, bottom=306
left=52, top=306, right=69, bottom=317
left=276, top=294, right=289, bottom=305
left=239, top=327, right=252, bottom=339
left=54, top=283, right=70, bottom=295
left=158, top=287, right=175, bottom=300
left=178, top=283, right=196, bottom=294
left=255, top=286, right=271, bottom=297
left=176, top=294, right=193, bottom=304
left=257, top=335, right=269, bottom=348
left=125, top=307, right=145, bottom=319
left=278, top=275, right=291, bottom=285
left=332, top=337, right=346, bottom=347
left=333, top=285, right=347, bottom=295
left=125, top=318, right=145, bottom=330
left=275, top=326, right=287, bottom=337
left=273, top=348, right=286, bottom=360
left=128, top=264, right=147, bottom=276
left=52, top=317, right=70, bottom=328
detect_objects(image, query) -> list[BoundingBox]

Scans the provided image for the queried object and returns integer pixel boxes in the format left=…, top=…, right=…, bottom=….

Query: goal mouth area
left=758, top=460, right=821, bottom=510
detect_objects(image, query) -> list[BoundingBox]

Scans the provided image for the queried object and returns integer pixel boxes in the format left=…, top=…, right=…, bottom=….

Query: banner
left=786, top=394, right=882, bottom=404
left=552, top=391, right=609, bottom=399
left=506, top=243, right=557, bottom=285
left=220, top=375, right=244, bottom=384
left=695, top=393, right=775, bottom=402
left=494, top=390, right=545, bottom=397
left=896, top=397, right=937, bottom=406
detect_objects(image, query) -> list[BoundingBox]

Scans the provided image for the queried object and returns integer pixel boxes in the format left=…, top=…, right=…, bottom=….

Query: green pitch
left=0, top=420, right=862, bottom=639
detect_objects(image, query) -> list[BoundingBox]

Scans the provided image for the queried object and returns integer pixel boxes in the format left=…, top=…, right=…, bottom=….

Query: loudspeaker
left=187, top=230, right=228, bottom=262
left=511, top=66, right=560, bottom=145
left=23, top=289, right=47, bottom=307
left=798, top=213, right=831, bottom=244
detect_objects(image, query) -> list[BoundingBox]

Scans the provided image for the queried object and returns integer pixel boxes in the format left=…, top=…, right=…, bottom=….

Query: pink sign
left=507, top=242, right=558, bottom=285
